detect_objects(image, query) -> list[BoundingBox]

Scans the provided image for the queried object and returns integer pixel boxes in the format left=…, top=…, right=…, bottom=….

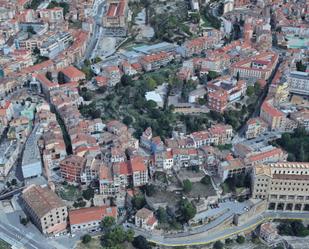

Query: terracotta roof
left=61, top=66, right=85, bottom=80
left=69, top=206, right=117, bottom=225
left=136, top=207, right=153, bottom=220
left=21, top=185, right=66, bottom=219
left=130, top=156, right=147, bottom=172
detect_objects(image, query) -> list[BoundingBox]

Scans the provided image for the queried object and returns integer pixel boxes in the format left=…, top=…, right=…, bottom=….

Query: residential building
left=135, top=208, right=157, bottom=230
left=218, top=156, right=247, bottom=182
left=260, top=100, right=285, bottom=131
left=20, top=185, right=68, bottom=235
left=208, top=89, right=228, bottom=113
left=259, top=222, right=279, bottom=243
left=139, top=52, right=173, bottom=72
left=290, top=109, right=309, bottom=131
left=231, top=52, right=279, bottom=80
left=59, top=155, right=86, bottom=183
left=245, top=117, right=268, bottom=139
left=245, top=147, right=287, bottom=166
left=252, top=162, right=309, bottom=212
left=69, top=206, right=117, bottom=233
left=288, top=71, right=309, bottom=96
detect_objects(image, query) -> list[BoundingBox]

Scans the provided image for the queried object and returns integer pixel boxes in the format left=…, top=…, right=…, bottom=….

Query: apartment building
left=252, top=162, right=309, bottom=212
left=38, top=7, right=63, bottom=23
left=231, top=52, right=279, bottom=80
left=260, top=100, right=285, bottom=131
left=245, top=117, right=268, bottom=139
left=288, top=71, right=309, bottom=96
left=59, top=155, right=86, bottom=183
left=245, top=147, right=287, bottom=167
left=208, top=89, right=228, bottom=113
left=139, top=52, right=173, bottom=72
left=40, top=32, right=73, bottom=59
left=60, top=66, right=86, bottom=83
left=290, top=109, right=309, bottom=131
left=21, top=185, right=68, bottom=235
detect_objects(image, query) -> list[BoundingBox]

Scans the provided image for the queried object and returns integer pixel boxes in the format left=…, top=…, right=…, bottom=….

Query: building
left=40, top=32, right=73, bottom=59
left=22, top=124, right=42, bottom=179
left=288, top=71, right=309, bottom=96
left=207, top=90, right=228, bottom=113
left=218, top=157, right=247, bottom=182
left=103, top=0, right=129, bottom=36
left=252, top=162, right=309, bottom=212
left=60, top=155, right=86, bottom=183
left=260, top=100, right=285, bottom=131
left=290, top=109, right=309, bottom=131
left=231, top=52, right=279, bottom=81
left=60, top=66, right=86, bottom=82
left=135, top=207, right=157, bottom=230
left=245, top=117, right=268, bottom=139
left=69, top=206, right=117, bottom=233
left=259, top=222, right=279, bottom=243
left=20, top=185, right=68, bottom=235
left=139, top=52, right=173, bottom=72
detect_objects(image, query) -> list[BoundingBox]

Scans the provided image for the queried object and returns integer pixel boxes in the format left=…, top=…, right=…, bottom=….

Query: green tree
left=144, top=184, right=156, bottom=197
left=296, top=60, right=306, bottom=72
left=236, top=235, right=245, bottom=244
left=225, top=238, right=233, bottom=245
left=132, top=195, right=146, bottom=210
left=11, top=179, right=17, bottom=186
left=123, top=116, right=133, bottom=126
left=121, top=74, right=133, bottom=86
left=101, top=216, right=116, bottom=231
left=156, top=207, right=168, bottom=224
left=178, top=199, right=196, bottom=223
left=213, top=241, right=224, bottom=249
left=182, top=179, right=192, bottom=193
left=82, top=188, right=94, bottom=201
left=246, top=85, right=255, bottom=97
left=132, top=235, right=152, bottom=249
left=82, top=234, right=92, bottom=244
left=201, top=175, right=211, bottom=185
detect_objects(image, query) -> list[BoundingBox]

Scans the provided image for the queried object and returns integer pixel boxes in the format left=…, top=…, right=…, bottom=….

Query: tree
left=123, top=116, right=133, bottom=126
left=156, top=207, right=168, bottom=224
left=120, top=74, right=133, bottom=86
left=207, top=71, right=220, bottom=81
left=101, top=216, right=115, bottom=231
left=82, top=188, right=94, bottom=201
left=182, top=179, right=192, bottom=193
left=126, top=229, right=134, bottom=242
left=82, top=234, right=92, bottom=244
left=20, top=217, right=29, bottom=226
left=225, top=238, right=233, bottom=245
left=213, top=241, right=224, bottom=249
left=33, top=47, right=40, bottom=55
left=145, top=184, right=156, bottom=197
left=132, top=195, right=146, bottom=210
left=296, top=60, right=306, bottom=72
left=236, top=235, right=245, bottom=244
left=178, top=199, right=196, bottom=223
left=132, top=235, right=152, bottom=249
left=11, top=179, right=17, bottom=186
left=46, top=71, right=53, bottom=81
left=201, top=175, right=211, bottom=185
left=57, top=72, right=66, bottom=84
left=246, top=85, right=255, bottom=97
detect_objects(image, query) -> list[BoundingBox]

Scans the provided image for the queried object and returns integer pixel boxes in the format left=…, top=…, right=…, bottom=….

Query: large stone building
left=252, top=162, right=309, bottom=212
left=20, top=185, right=68, bottom=235
left=288, top=71, right=309, bottom=96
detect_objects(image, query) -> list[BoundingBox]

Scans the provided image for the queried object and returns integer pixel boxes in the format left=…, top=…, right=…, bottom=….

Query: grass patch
left=57, top=185, right=82, bottom=201
left=0, top=239, right=11, bottom=249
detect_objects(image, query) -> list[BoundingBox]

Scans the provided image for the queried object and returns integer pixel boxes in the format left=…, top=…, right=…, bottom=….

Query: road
left=237, top=57, right=283, bottom=138
left=83, top=0, right=106, bottom=61
left=144, top=211, right=309, bottom=247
